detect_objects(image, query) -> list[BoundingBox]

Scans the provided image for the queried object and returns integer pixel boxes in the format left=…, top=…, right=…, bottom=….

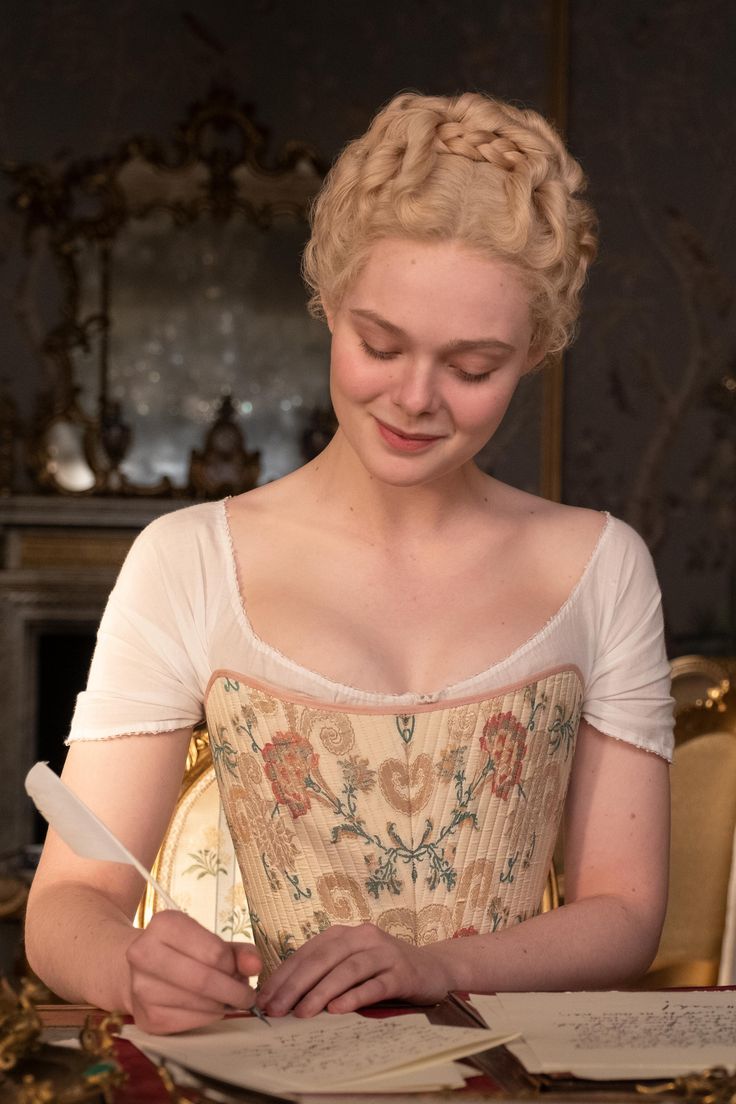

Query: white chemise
left=68, top=499, right=674, bottom=759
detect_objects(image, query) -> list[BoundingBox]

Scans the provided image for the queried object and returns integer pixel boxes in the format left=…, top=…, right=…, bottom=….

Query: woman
left=25, top=91, right=672, bottom=1035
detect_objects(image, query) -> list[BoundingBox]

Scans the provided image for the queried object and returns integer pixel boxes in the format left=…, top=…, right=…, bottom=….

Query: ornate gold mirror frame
left=5, top=87, right=327, bottom=496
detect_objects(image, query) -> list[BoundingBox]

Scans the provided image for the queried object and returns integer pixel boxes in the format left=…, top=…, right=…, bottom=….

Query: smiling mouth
left=374, top=417, right=444, bottom=450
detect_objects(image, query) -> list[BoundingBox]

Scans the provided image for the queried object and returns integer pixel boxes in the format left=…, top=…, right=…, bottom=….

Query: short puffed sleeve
left=68, top=510, right=212, bottom=741
left=582, top=518, right=674, bottom=761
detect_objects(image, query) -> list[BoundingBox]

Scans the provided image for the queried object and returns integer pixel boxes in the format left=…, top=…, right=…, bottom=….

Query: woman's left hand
left=255, top=923, right=452, bottom=1018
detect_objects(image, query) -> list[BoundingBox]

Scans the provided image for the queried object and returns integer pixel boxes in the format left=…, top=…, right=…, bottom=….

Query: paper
left=123, top=1011, right=515, bottom=1094
left=24, top=761, right=179, bottom=911
left=469, top=990, right=736, bottom=1079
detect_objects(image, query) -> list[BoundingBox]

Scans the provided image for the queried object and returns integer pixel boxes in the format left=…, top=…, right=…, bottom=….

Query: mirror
left=72, top=212, right=330, bottom=488
left=6, top=88, right=331, bottom=496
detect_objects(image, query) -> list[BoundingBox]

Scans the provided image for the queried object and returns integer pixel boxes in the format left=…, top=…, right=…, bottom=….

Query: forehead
left=343, top=238, right=533, bottom=342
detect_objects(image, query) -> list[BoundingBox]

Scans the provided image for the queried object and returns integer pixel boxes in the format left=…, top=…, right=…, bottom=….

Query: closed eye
left=360, top=339, right=398, bottom=361
left=454, top=367, right=493, bottom=384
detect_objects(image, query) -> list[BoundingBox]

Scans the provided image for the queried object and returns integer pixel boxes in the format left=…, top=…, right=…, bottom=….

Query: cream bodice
left=205, top=666, right=583, bottom=977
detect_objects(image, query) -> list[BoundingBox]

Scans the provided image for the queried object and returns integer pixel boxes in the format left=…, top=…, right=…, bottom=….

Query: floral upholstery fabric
left=149, top=768, right=253, bottom=943
left=204, top=667, right=583, bottom=979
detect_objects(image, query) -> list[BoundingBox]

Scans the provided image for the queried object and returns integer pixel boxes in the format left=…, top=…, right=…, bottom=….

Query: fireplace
left=0, top=496, right=188, bottom=850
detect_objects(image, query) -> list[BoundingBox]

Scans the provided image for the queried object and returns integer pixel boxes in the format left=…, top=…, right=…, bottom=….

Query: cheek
left=330, top=346, right=384, bottom=402
left=453, top=384, right=515, bottom=434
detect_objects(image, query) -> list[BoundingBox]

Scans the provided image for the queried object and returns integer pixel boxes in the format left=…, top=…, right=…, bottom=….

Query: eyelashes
left=360, top=339, right=493, bottom=384
left=359, top=339, right=396, bottom=361
left=455, top=368, right=493, bottom=384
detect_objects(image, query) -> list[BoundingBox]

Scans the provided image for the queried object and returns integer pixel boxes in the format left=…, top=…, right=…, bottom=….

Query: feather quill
left=25, top=761, right=180, bottom=911
left=25, top=761, right=271, bottom=1024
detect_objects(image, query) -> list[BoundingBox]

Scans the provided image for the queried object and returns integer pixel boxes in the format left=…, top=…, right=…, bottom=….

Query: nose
left=389, top=358, right=439, bottom=417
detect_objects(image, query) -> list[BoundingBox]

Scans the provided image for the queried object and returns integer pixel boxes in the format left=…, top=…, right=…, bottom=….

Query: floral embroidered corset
left=204, top=667, right=583, bottom=978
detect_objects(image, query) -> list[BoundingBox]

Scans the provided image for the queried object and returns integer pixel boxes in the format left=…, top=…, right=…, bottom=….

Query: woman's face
left=326, top=237, right=539, bottom=488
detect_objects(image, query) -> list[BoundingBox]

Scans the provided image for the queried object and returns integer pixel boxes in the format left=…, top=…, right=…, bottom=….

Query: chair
left=135, top=726, right=252, bottom=944
left=638, top=656, right=736, bottom=988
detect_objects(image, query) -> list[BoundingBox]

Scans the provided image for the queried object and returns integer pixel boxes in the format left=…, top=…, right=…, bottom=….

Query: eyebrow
left=349, top=309, right=515, bottom=354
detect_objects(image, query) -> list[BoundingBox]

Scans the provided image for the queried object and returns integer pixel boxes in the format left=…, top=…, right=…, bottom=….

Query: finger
left=234, top=943, right=263, bottom=978
left=258, top=927, right=366, bottom=1011
left=133, top=1001, right=228, bottom=1036
left=259, top=942, right=359, bottom=1014
left=131, top=975, right=226, bottom=1016
left=290, top=950, right=387, bottom=1018
left=127, top=938, right=255, bottom=1009
left=327, top=975, right=394, bottom=1015
left=146, top=911, right=240, bottom=974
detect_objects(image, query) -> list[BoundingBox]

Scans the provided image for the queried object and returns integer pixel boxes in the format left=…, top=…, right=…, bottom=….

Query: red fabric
left=112, top=1037, right=173, bottom=1104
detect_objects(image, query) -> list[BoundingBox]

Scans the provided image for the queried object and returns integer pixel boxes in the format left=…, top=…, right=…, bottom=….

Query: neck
left=301, top=430, right=494, bottom=540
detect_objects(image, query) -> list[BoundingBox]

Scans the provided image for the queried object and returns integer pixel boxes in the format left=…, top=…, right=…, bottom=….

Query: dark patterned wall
left=566, top=0, right=735, bottom=654
left=0, top=0, right=733, bottom=654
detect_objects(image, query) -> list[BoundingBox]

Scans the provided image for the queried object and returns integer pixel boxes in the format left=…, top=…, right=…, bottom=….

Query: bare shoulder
left=490, top=481, right=608, bottom=592
left=226, top=465, right=321, bottom=549
left=494, top=481, right=605, bottom=540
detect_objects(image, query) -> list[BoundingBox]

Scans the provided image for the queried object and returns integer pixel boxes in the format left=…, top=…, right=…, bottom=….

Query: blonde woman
left=26, top=91, right=672, bottom=1034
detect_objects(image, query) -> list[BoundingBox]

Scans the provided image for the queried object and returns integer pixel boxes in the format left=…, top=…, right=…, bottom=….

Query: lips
left=374, top=417, right=444, bottom=452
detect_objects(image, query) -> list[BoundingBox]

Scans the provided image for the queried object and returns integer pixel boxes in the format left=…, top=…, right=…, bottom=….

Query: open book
left=123, top=1011, right=515, bottom=1096
left=468, top=990, right=736, bottom=1081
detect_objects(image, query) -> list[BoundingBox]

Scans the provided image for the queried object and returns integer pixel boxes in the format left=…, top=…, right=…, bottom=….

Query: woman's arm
left=26, top=733, right=262, bottom=1033
left=256, top=721, right=670, bottom=1016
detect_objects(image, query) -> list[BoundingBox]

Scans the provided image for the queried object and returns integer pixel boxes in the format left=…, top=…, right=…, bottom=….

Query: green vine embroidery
left=499, top=852, right=519, bottom=884
left=524, top=682, right=548, bottom=733
left=310, top=751, right=495, bottom=900
left=223, top=677, right=240, bottom=691
left=275, top=930, right=298, bottom=961
left=261, top=850, right=313, bottom=901
left=489, top=896, right=509, bottom=931
left=300, top=910, right=331, bottom=940
left=235, top=714, right=261, bottom=754
left=249, top=910, right=276, bottom=958
left=395, top=714, right=416, bottom=744
left=548, top=703, right=578, bottom=759
left=250, top=912, right=297, bottom=963
left=211, top=726, right=238, bottom=777
left=261, top=851, right=281, bottom=892
left=284, top=870, right=312, bottom=902
left=522, top=830, right=537, bottom=871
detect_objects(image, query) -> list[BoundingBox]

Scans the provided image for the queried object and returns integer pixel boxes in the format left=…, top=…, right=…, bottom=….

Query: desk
left=35, top=1001, right=688, bottom=1104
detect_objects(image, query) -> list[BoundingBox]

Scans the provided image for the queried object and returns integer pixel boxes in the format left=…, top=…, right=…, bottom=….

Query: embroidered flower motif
left=300, top=909, right=332, bottom=940
left=226, top=787, right=301, bottom=880
left=262, top=730, right=318, bottom=819
left=480, top=712, right=527, bottom=801
left=435, top=744, right=467, bottom=781
left=489, top=895, right=510, bottom=931
left=452, top=925, right=479, bottom=939
left=338, top=754, right=376, bottom=792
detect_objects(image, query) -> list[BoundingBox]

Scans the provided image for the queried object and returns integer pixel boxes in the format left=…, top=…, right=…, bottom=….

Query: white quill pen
left=25, top=761, right=179, bottom=911
left=25, top=761, right=271, bottom=1024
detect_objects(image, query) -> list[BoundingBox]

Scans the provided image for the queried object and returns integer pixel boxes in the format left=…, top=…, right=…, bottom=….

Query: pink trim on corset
left=204, top=663, right=584, bottom=715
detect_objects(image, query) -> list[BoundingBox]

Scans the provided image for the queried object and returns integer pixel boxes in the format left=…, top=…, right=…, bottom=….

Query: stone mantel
left=0, top=494, right=197, bottom=530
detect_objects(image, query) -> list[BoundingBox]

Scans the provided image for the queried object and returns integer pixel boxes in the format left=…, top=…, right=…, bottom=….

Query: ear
left=524, top=342, right=548, bottom=374
left=323, top=300, right=335, bottom=334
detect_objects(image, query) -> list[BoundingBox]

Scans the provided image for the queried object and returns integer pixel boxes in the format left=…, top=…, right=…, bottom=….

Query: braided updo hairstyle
left=303, top=91, right=597, bottom=358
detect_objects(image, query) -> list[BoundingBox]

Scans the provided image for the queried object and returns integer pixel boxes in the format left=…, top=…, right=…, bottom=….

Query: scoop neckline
left=218, top=497, right=611, bottom=705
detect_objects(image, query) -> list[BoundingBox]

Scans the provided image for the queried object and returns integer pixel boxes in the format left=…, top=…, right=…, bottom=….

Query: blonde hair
left=303, top=91, right=597, bottom=358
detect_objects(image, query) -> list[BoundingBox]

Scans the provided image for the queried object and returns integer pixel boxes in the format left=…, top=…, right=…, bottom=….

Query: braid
left=303, top=90, right=597, bottom=357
